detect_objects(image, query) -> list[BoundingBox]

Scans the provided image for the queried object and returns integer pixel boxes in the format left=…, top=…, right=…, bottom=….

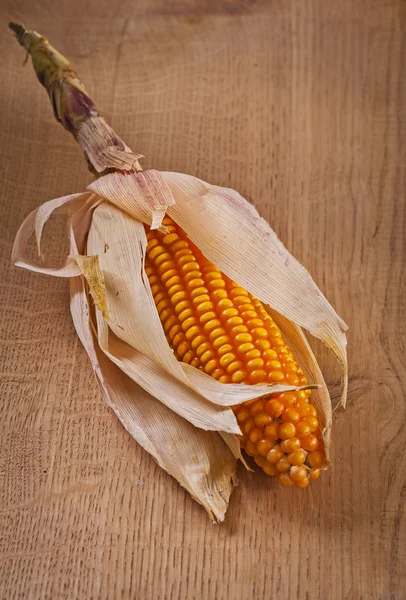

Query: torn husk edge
left=9, top=22, right=143, bottom=175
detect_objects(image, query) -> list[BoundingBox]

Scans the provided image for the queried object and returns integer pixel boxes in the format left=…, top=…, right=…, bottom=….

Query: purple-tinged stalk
left=9, top=22, right=142, bottom=175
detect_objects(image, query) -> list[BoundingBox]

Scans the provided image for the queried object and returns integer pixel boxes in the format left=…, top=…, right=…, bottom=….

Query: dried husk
left=10, top=24, right=348, bottom=518
left=69, top=223, right=237, bottom=522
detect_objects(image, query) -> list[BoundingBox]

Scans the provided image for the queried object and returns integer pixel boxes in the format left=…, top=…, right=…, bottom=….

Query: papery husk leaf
left=87, top=202, right=318, bottom=418
left=265, top=307, right=333, bottom=463
left=95, top=311, right=241, bottom=433
left=12, top=192, right=91, bottom=276
left=162, top=171, right=348, bottom=408
left=88, top=169, right=175, bottom=231
left=74, top=255, right=110, bottom=320
left=69, top=263, right=237, bottom=522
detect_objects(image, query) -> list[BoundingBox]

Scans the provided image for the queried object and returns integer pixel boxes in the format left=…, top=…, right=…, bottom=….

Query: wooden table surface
left=1, top=1, right=405, bottom=598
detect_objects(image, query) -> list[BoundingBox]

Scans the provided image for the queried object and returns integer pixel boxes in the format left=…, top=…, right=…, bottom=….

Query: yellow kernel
left=226, top=316, right=244, bottom=327
left=217, top=344, right=234, bottom=357
left=219, top=352, right=236, bottom=368
left=171, top=240, right=188, bottom=251
left=205, top=271, right=222, bottom=281
left=211, top=368, right=223, bottom=380
left=264, top=349, right=278, bottom=360
left=208, top=279, right=226, bottom=289
left=237, top=342, right=255, bottom=354
left=164, top=315, right=178, bottom=332
left=181, top=316, right=197, bottom=330
left=309, top=469, right=321, bottom=481
left=254, top=455, right=266, bottom=468
left=249, top=427, right=262, bottom=444
left=281, top=392, right=297, bottom=405
left=252, top=327, right=268, bottom=338
left=249, top=370, right=266, bottom=383
left=232, top=296, right=251, bottom=306
left=242, top=418, right=255, bottom=434
left=246, top=358, right=264, bottom=371
left=267, top=445, right=284, bottom=464
left=203, top=319, right=222, bottom=332
left=232, top=325, right=249, bottom=335
left=307, top=451, right=325, bottom=469
left=301, top=435, right=319, bottom=451
left=257, top=439, right=273, bottom=456
left=196, top=301, right=214, bottom=316
left=178, top=308, right=193, bottom=322
left=234, top=333, right=253, bottom=344
left=196, top=342, right=211, bottom=357
left=236, top=408, right=249, bottom=423
left=200, top=349, right=215, bottom=364
left=217, top=298, right=234, bottom=310
left=279, top=422, right=296, bottom=440
left=290, top=466, right=308, bottom=482
left=264, top=422, right=279, bottom=440
left=257, top=339, right=271, bottom=350
left=204, top=359, right=218, bottom=374
left=157, top=260, right=176, bottom=276
left=250, top=400, right=264, bottom=415
left=146, top=238, right=159, bottom=250
left=211, top=289, right=228, bottom=300
left=268, top=371, right=286, bottom=383
left=154, top=251, right=172, bottom=265
left=212, top=335, right=231, bottom=349
left=174, top=300, right=190, bottom=314
left=296, top=422, right=312, bottom=438
left=304, top=417, right=319, bottom=432
left=265, top=399, right=284, bottom=418
left=276, top=457, right=291, bottom=472
left=191, top=335, right=206, bottom=349
left=288, top=450, right=307, bottom=466
left=209, top=328, right=227, bottom=343
left=177, top=342, right=189, bottom=357
left=218, top=375, right=230, bottom=384
left=269, top=360, right=282, bottom=369
left=185, top=325, right=200, bottom=341
left=247, top=318, right=264, bottom=328
left=192, top=294, right=210, bottom=306
left=148, top=245, right=165, bottom=260
left=254, top=413, right=272, bottom=427
left=242, top=309, right=257, bottom=319
left=184, top=271, right=201, bottom=283
left=295, top=478, right=310, bottom=488
left=262, top=462, right=277, bottom=476
left=227, top=360, right=243, bottom=374
left=245, top=440, right=257, bottom=456
left=156, top=299, right=171, bottom=313
left=161, top=268, right=177, bottom=284
left=280, top=438, right=301, bottom=453
left=182, top=351, right=194, bottom=364
left=186, top=277, right=204, bottom=289
left=297, top=401, right=311, bottom=417
left=231, top=370, right=246, bottom=383
left=282, top=409, right=300, bottom=424
left=287, top=373, right=300, bottom=386
left=278, top=473, right=294, bottom=487
left=190, top=358, right=200, bottom=368
left=199, top=312, right=217, bottom=325
left=172, top=332, right=183, bottom=346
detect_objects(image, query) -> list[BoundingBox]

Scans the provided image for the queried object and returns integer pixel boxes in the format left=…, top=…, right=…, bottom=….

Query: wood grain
left=0, top=1, right=405, bottom=598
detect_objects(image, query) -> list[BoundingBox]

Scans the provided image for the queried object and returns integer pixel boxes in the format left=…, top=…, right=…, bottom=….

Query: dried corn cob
left=145, top=216, right=326, bottom=488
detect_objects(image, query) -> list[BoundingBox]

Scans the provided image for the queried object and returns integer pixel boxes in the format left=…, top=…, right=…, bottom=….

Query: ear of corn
left=145, top=217, right=326, bottom=488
